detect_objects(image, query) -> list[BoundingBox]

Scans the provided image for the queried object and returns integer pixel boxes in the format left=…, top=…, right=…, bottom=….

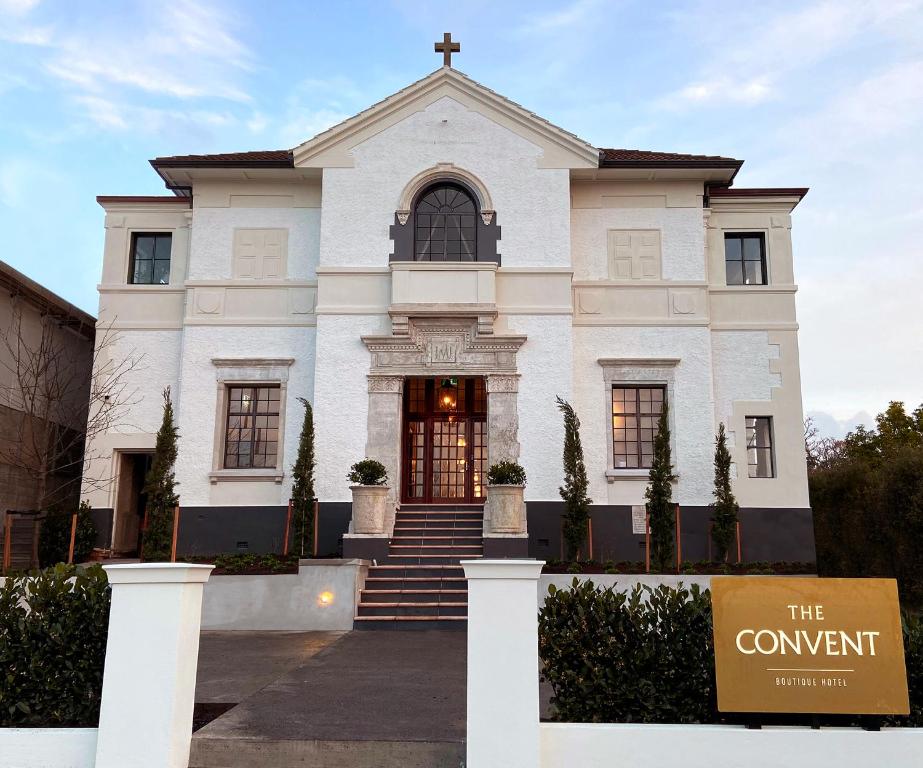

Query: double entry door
left=402, top=377, right=487, bottom=504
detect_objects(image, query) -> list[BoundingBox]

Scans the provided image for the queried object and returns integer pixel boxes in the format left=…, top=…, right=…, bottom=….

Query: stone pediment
left=361, top=318, right=525, bottom=376
left=291, top=67, right=599, bottom=170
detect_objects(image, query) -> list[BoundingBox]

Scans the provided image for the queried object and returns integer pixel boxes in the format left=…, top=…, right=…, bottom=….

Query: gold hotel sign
left=711, top=577, right=910, bottom=715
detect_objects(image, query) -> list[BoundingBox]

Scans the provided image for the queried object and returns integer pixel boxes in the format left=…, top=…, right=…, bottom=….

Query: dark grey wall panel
left=525, top=502, right=815, bottom=564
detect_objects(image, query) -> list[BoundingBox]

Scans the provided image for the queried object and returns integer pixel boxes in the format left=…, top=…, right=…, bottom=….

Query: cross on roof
left=435, top=32, right=460, bottom=67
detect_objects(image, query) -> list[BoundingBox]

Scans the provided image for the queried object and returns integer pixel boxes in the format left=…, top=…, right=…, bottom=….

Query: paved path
left=191, top=630, right=466, bottom=768
left=196, top=631, right=344, bottom=704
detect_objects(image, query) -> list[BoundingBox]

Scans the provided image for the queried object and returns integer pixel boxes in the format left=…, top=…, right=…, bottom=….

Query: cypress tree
left=142, top=388, right=179, bottom=561
left=645, top=400, right=676, bottom=571
left=556, top=396, right=592, bottom=561
left=290, top=397, right=316, bottom=556
left=710, top=423, right=739, bottom=562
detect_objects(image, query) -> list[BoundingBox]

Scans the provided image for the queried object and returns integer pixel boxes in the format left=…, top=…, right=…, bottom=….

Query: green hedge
left=0, top=564, right=110, bottom=727
left=38, top=502, right=98, bottom=567
left=539, top=579, right=714, bottom=723
left=539, top=579, right=922, bottom=726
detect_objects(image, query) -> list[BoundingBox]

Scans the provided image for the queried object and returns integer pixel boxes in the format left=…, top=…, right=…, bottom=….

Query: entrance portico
left=350, top=316, right=525, bottom=550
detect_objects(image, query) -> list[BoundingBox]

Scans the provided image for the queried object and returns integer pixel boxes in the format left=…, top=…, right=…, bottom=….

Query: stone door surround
left=360, top=317, right=526, bottom=524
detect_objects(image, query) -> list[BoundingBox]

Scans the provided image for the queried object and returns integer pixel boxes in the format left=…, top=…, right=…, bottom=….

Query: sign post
left=711, top=577, right=910, bottom=716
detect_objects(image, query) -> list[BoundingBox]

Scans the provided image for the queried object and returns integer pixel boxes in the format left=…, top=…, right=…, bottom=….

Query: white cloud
left=1, top=0, right=254, bottom=132
left=668, top=76, right=775, bottom=107
left=662, top=0, right=923, bottom=110
left=280, top=108, right=350, bottom=148
left=517, top=0, right=606, bottom=35
left=0, top=0, right=40, bottom=15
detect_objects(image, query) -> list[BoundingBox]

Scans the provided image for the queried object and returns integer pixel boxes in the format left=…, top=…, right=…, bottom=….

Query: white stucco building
left=82, top=65, right=813, bottom=566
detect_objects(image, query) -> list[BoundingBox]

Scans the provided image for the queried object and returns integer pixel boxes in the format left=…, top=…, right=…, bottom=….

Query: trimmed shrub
left=0, top=564, right=110, bottom=727
left=539, top=579, right=714, bottom=723
left=710, top=423, right=739, bottom=562
left=556, top=396, right=591, bottom=561
left=347, top=458, right=388, bottom=486
left=39, top=501, right=97, bottom=567
left=645, top=402, right=676, bottom=572
left=290, top=397, right=316, bottom=556
left=487, top=460, right=527, bottom=486
left=142, top=387, right=179, bottom=561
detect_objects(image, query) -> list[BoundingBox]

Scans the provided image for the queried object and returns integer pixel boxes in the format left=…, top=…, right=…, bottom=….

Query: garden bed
left=541, top=560, right=816, bottom=576
left=181, top=553, right=300, bottom=575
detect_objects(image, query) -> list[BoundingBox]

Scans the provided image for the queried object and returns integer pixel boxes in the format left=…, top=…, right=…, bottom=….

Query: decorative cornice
left=598, top=357, right=681, bottom=368
left=211, top=357, right=295, bottom=368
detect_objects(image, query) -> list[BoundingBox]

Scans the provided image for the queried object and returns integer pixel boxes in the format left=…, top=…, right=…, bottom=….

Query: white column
left=463, top=559, right=544, bottom=768
left=95, top=563, right=213, bottom=768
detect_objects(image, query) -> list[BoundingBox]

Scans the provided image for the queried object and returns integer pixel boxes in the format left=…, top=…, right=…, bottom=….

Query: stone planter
left=350, top=485, right=391, bottom=534
left=486, top=484, right=526, bottom=534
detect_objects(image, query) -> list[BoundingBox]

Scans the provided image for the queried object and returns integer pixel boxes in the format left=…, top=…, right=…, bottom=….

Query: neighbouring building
left=1, top=260, right=95, bottom=568
left=82, top=60, right=814, bottom=568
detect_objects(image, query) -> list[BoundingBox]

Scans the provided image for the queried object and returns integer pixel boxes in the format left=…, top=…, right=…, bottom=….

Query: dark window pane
left=744, top=260, right=764, bottom=285
left=135, top=236, right=155, bottom=262
left=724, top=237, right=741, bottom=262
left=613, top=385, right=667, bottom=470
left=224, top=384, right=280, bottom=469
left=743, top=236, right=763, bottom=261
left=414, top=183, right=478, bottom=262
left=745, top=416, right=775, bottom=477
left=133, top=259, right=153, bottom=284
left=153, top=259, right=170, bottom=285
left=726, top=260, right=743, bottom=285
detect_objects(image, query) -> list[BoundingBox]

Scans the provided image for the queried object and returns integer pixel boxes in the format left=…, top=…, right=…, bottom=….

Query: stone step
left=352, top=615, right=467, bottom=631
left=389, top=544, right=483, bottom=555
left=356, top=602, right=468, bottom=618
left=383, top=555, right=480, bottom=565
left=365, top=577, right=466, bottom=591
left=367, top=564, right=464, bottom=576
left=391, top=532, right=484, bottom=547
left=393, top=522, right=483, bottom=531
left=360, top=589, right=467, bottom=603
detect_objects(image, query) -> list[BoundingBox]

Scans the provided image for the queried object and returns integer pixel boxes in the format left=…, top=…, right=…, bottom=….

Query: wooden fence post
left=170, top=506, right=180, bottom=563
left=311, top=500, right=319, bottom=558
left=736, top=520, right=742, bottom=564
left=675, top=503, right=682, bottom=572
left=2, top=517, right=10, bottom=574
left=67, top=513, right=78, bottom=564
left=282, top=499, right=292, bottom=556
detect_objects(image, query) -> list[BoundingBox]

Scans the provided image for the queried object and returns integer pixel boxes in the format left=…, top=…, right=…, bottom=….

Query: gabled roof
left=291, top=67, right=601, bottom=169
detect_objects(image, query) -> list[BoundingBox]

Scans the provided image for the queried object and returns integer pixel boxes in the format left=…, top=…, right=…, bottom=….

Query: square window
left=129, top=233, right=172, bottom=285
left=725, top=233, right=767, bottom=286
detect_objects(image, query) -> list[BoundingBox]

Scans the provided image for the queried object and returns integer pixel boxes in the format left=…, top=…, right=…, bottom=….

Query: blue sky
left=1, top=0, right=921, bottom=433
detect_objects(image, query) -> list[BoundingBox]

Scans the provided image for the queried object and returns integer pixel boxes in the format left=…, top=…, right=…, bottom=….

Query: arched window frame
left=389, top=173, right=501, bottom=264
left=411, top=181, right=479, bottom=262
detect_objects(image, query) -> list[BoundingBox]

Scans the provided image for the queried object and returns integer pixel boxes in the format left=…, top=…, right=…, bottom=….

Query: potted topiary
left=486, top=460, right=527, bottom=534
left=348, top=459, right=390, bottom=534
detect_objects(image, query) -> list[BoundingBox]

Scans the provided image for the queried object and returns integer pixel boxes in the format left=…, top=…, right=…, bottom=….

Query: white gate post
left=95, top=563, right=213, bottom=768
left=462, top=559, right=544, bottom=768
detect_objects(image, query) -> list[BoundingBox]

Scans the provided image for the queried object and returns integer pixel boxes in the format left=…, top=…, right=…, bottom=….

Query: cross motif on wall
left=435, top=32, right=460, bottom=67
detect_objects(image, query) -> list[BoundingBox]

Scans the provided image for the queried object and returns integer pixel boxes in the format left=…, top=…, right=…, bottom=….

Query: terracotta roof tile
left=150, top=150, right=293, bottom=167
left=598, top=148, right=742, bottom=167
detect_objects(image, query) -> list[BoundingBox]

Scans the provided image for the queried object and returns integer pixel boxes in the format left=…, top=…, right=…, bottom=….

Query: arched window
left=414, top=182, right=478, bottom=261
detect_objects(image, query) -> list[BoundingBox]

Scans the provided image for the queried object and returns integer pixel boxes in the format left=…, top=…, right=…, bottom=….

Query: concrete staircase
left=354, top=504, right=483, bottom=629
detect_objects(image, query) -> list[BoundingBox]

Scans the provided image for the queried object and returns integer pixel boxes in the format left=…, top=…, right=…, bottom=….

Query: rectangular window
left=129, top=233, right=172, bottom=285
left=612, top=386, right=665, bottom=469
left=223, top=385, right=280, bottom=469
left=746, top=416, right=775, bottom=478
left=724, top=233, right=766, bottom=286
